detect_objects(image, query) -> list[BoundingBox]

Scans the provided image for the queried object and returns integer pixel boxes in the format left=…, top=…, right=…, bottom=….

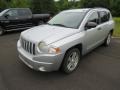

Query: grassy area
left=113, top=18, right=120, bottom=37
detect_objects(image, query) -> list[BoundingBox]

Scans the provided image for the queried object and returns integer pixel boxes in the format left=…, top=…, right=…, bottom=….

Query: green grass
left=113, top=18, right=120, bottom=37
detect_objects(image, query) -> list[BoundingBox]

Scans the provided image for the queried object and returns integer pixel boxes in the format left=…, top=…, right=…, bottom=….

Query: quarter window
left=17, top=9, right=31, bottom=17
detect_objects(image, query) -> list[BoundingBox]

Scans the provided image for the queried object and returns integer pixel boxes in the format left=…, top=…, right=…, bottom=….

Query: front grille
left=21, top=38, right=36, bottom=55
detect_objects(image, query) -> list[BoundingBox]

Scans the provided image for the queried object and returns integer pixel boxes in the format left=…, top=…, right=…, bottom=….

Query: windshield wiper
left=52, top=24, right=68, bottom=28
left=47, top=23, right=72, bottom=28
left=46, top=23, right=52, bottom=25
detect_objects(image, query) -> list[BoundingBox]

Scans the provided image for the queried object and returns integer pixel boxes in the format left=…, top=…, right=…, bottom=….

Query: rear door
left=17, top=9, right=33, bottom=28
left=98, top=11, right=111, bottom=40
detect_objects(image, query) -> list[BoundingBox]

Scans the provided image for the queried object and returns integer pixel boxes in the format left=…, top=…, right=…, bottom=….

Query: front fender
left=50, top=31, right=85, bottom=54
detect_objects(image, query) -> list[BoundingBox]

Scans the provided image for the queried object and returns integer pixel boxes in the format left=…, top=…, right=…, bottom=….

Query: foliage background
left=0, top=0, right=119, bottom=17
left=0, top=0, right=120, bottom=37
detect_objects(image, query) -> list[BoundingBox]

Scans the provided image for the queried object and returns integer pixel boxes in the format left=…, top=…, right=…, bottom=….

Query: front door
left=84, top=11, right=101, bottom=51
left=3, top=9, right=20, bottom=30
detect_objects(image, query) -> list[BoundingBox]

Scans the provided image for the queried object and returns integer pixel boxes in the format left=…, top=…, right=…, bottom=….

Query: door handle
left=97, top=27, right=102, bottom=30
left=15, top=17, right=19, bottom=20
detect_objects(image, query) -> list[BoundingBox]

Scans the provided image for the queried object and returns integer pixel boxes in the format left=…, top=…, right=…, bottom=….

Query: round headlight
left=38, top=41, right=61, bottom=54
left=38, top=41, right=46, bottom=47
left=38, top=41, right=47, bottom=50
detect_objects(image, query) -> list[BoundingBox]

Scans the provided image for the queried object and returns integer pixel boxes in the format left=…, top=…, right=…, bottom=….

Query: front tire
left=61, top=48, right=81, bottom=74
left=103, top=32, right=112, bottom=46
left=0, top=27, right=4, bottom=36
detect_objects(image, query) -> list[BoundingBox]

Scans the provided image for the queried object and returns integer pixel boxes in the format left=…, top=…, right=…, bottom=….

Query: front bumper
left=17, top=40, right=64, bottom=72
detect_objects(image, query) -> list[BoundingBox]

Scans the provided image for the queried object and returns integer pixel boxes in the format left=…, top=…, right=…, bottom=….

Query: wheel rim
left=107, top=34, right=111, bottom=45
left=67, top=52, right=79, bottom=71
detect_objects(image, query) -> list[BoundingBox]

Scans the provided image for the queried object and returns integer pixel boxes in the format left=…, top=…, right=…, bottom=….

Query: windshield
left=48, top=12, right=86, bottom=29
left=0, top=9, right=8, bottom=16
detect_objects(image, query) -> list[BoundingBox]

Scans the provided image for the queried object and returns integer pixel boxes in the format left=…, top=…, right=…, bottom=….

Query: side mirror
left=85, top=21, right=97, bottom=30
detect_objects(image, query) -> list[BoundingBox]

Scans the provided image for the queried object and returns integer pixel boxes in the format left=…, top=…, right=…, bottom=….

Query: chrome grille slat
left=24, top=41, right=26, bottom=50
left=21, top=38, right=36, bottom=55
left=33, top=44, right=35, bottom=55
left=29, top=42, right=32, bottom=54
left=28, top=41, right=30, bottom=53
left=31, top=42, right=34, bottom=55
left=26, top=41, right=28, bottom=51
left=23, top=39, right=25, bottom=50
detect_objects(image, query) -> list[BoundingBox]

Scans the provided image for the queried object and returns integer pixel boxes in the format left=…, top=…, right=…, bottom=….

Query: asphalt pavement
left=0, top=31, right=120, bottom=90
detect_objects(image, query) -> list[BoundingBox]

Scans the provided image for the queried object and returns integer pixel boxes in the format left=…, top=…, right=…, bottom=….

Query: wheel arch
left=110, top=29, right=114, bottom=35
left=60, top=43, right=83, bottom=72
left=60, top=43, right=83, bottom=66
left=65, top=43, right=82, bottom=55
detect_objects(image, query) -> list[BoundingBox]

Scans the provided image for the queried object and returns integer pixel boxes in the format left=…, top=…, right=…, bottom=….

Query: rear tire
left=0, top=27, right=4, bottom=36
left=61, top=48, right=81, bottom=74
left=103, top=32, right=112, bottom=46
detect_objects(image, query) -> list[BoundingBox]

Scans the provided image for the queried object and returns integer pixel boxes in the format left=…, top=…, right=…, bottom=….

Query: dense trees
left=0, top=0, right=120, bottom=16
left=80, top=0, right=120, bottom=17
left=0, top=0, right=8, bottom=8
left=31, top=0, right=56, bottom=14
left=80, top=0, right=110, bottom=9
left=55, top=0, right=80, bottom=12
left=0, top=0, right=30, bottom=8
left=110, top=0, right=120, bottom=17
left=10, top=0, right=30, bottom=8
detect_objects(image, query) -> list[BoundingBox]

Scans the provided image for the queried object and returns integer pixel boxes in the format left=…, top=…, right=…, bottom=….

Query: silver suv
left=17, top=8, right=115, bottom=74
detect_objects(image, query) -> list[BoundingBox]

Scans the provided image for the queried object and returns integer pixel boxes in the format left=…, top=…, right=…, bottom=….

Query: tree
left=0, top=0, right=8, bottom=8
left=55, top=0, right=81, bottom=12
left=69, top=0, right=81, bottom=8
left=10, top=0, right=30, bottom=8
left=80, top=0, right=110, bottom=9
left=55, top=0, right=69, bottom=11
left=80, top=0, right=120, bottom=16
left=110, top=0, right=120, bottom=17
left=31, top=0, right=56, bottom=14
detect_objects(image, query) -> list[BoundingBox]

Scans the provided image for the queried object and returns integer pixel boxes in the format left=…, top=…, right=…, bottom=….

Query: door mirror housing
left=85, top=21, right=97, bottom=30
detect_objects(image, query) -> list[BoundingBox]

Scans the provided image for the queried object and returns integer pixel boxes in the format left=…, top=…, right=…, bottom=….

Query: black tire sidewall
left=0, top=27, right=4, bottom=36
left=104, top=33, right=112, bottom=46
left=61, top=48, right=81, bottom=74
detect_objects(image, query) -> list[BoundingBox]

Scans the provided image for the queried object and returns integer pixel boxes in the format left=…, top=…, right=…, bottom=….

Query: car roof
left=62, top=8, right=91, bottom=13
left=93, top=8, right=110, bottom=12
left=62, top=8, right=110, bottom=13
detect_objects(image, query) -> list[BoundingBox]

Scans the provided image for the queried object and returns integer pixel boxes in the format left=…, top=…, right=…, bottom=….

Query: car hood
left=21, top=25, right=78, bottom=44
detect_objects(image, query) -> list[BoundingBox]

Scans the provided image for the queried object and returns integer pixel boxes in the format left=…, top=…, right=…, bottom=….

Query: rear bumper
left=17, top=40, right=64, bottom=72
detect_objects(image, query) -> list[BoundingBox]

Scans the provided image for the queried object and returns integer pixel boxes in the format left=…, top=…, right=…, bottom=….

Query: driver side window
left=5, top=10, right=18, bottom=17
left=85, top=11, right=99, bottom=30
left=88, top=12, right=99, bottom=24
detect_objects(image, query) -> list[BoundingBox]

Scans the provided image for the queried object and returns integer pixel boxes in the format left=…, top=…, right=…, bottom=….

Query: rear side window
left=99, top=11, right=110, bottom=23
left=17, top=9, right=31, bottom=17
